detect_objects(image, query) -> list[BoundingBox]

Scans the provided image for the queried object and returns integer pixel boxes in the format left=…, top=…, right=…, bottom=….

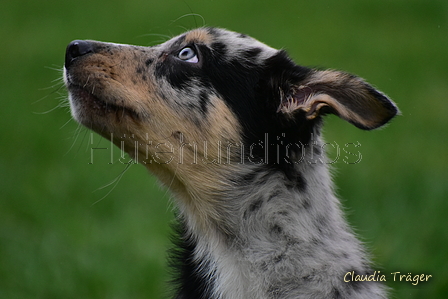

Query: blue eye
left=178, top=47, right=198, bottom=63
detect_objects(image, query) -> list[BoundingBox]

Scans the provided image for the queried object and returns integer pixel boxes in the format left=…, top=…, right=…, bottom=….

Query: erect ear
left=278, top=69, right=399, bottom=130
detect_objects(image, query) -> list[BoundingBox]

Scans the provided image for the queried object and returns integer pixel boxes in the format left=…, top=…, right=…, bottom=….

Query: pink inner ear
left=292, top=86, right=314, bottom=104
left=277, top=86, right=314, bottom=114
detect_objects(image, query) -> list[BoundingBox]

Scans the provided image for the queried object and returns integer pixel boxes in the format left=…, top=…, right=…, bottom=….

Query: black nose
left=65, top=40, right=94, bottom=68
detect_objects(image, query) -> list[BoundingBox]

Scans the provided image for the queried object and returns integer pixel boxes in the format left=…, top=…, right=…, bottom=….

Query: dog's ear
left=278, top=70, right=399, bottom=130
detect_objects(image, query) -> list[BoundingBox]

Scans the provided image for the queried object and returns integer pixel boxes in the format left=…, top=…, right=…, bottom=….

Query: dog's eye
left=178, top=47, right=198, bottom=63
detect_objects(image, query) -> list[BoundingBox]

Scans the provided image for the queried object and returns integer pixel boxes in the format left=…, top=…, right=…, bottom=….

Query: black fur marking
left=302, top=274, right=313, bottom=281
left=154, top=57, right=203, bottom=90
left=310, top=238, right=324, bottom=247
left=198, top=91, right=209, bottom=115
left=169, top=220, right=216, bottom=299
left=243, top=47, right=262, bottom=60
left=267, top=285, right=281, bottom=298
left=276, top=210, right=289, bottom=217
left=249, top=198, right=263, bottom=212
left=206, top=27, right=222, bottom=37
left=267, top=189, right=283, bottom=202
left=211, top=42, right=228, bottom=57
left=302, top=198, right=311, bottom=210
left=145, top=58, right=154, bottom=66
left=314, top=215, right=329, bottom=236
left=270, top=224, right=283, bottom=235
left=133, top=65, right=147, bottom=82
left=333, top=287, right=342, bottom=298
left=154, top=43, right=209, bottom=92
left=200, top=48, right=317, bottom=179
left=243, top=198, right=264, bottom=220
left=284, top=171, right=307, bottom=192
left=273, top=253, right=285, bottom=264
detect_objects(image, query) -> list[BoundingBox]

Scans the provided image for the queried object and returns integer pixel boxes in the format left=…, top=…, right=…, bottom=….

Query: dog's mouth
left=67, top=84, right=140, bottom=120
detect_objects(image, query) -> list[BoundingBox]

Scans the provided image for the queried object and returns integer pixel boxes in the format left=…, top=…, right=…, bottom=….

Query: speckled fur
left=64, top=27, right=398, bottom=298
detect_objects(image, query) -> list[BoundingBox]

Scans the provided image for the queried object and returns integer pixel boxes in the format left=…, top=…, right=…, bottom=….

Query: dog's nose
left=65, top=40, right=94, bottom=68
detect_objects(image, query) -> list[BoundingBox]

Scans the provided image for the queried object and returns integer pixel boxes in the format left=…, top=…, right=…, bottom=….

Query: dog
left=64, top=27, right=398, bottom=298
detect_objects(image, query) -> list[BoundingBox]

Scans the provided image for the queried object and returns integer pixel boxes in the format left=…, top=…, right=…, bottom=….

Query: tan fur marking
left=185, top=28, right=213, bottom=45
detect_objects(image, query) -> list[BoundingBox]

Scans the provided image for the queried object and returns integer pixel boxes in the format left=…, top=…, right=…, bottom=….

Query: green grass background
left=1, top=0, right=447, bottom=298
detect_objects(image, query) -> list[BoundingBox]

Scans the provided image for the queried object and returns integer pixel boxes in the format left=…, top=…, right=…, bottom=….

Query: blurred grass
left=1, top=0, right=447, bottom=298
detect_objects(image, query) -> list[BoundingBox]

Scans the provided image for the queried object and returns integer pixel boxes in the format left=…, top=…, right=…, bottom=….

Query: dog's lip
left=68, top=84, right=139, bottom=119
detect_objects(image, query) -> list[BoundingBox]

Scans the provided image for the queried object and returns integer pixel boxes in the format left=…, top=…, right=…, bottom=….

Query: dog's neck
left=166, top=137, right=386, bottom=299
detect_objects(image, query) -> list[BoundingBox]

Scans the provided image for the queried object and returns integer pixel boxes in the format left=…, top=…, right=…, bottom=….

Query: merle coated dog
left=64, top=27, right=398, bottom=299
